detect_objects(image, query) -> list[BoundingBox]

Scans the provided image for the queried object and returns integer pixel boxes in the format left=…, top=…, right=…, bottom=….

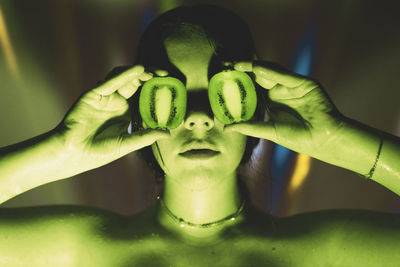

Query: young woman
left=0, top=5, right=399, bottom=266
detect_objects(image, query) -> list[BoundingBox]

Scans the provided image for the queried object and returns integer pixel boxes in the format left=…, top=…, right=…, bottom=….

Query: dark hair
left=129, top=4, right=267, bottom=183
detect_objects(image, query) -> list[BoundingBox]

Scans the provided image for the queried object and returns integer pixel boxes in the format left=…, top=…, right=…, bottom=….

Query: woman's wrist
left=41, top=126, right=95, bottom=179
left=322, top=116, right=382, bottom=176
left=321, top=116, right=400, bottom=195
left=371, top=130, right=400, bottom=195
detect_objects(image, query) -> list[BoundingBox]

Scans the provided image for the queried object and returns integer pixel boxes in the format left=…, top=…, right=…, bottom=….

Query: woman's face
left=147, top=31, right=247, bottom=186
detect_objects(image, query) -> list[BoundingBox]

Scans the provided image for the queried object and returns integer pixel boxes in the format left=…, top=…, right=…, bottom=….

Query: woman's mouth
left=179, top=149, right=220, bottom=159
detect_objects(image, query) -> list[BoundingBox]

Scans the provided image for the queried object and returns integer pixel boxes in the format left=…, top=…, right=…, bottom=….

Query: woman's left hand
left=224, top=61, right=347, bottom=161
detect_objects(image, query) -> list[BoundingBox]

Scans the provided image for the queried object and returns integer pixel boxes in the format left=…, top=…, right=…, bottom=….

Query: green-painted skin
left=1, top=16, right=400, bottom=266
left=1, top=204, right=399, bottom=266
left=139, top=77, right=186, bottom=130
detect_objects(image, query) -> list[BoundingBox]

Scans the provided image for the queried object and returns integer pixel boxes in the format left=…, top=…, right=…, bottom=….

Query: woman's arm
left=224, top=61, right=400, bottom=195
left=0, top=129, right=75, bottom=204
left=332, top=117, right=400, bottom=194
left=0, top=65, right=170, bottom=204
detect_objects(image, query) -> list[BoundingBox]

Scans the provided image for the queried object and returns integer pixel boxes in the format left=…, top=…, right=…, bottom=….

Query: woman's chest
left=104, top=236, right=298, bottom=267
left=90, top=212, right=334, bottom=266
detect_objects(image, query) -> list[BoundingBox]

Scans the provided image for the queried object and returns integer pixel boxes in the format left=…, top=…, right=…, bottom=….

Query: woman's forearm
left=0, top=129, right=78, bottom=204
left=0, top=65, right=170, bottom=205
left=325, top=117, right=400, bottom=195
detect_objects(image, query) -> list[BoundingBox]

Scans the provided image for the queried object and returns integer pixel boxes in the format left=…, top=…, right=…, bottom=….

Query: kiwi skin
left=139, top=77, right=187, bottom=130
left=208, top=70, right=257, bottom=125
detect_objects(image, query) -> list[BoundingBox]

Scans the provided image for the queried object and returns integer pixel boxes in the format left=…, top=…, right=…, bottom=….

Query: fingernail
left=155, top=70, right=168, bottom=77
left=139, top=72, right=153, bottom=81
left=132, top=65, right=145, bottom=75
left=234, top=61, right=253, bottom=72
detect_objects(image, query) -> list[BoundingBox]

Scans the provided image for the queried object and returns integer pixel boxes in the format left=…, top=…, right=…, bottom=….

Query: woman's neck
left=157, top=172, right=245, bottom=245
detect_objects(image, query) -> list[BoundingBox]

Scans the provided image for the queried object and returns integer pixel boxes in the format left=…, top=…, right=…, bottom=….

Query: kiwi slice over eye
left=208, top=70, right=257, bottom=124
left=139, top=77, right=186, bottom=130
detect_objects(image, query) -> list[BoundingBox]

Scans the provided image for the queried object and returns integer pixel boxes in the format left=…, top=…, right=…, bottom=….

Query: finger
left=234, top=61, right=253, bottom=72
left=252, top=63, right=305, bottom=88
left=145, top=67, right=169, bottom=77
left=223, top=121, right=277, bottom=143
left=119, top=129, right=171, bottom=155
left=154, top=69, right=168, bottom=77
left=117, top=79, right=141, bottom=99
left=93, top=65, right=145, bottom=95
left=255, top=76, right=277, bottom=89
left=234, top=61, right=278, bottom=89
left=268, top=80, right=318, bottom=101
left=139, top=71, right=153, bottom=81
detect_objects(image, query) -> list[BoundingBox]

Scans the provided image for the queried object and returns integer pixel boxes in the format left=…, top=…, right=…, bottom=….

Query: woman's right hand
left=56, top=65, right=170, bottom=172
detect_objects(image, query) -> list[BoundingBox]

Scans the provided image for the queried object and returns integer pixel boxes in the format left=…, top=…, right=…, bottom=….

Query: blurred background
left=1, top=0, right=399, bottom=217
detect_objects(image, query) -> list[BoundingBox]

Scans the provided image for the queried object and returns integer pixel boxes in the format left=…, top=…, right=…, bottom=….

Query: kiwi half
left=208, top=70, right=257, bottom=124
left=139, top=77, right=186, bottom=129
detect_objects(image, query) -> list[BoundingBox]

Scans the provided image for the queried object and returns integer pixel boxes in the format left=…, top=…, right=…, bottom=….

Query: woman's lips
left=179, top=149, right=220, bottom=159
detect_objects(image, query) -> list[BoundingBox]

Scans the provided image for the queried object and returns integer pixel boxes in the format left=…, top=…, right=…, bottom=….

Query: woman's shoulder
left=237, top=205, right=400, bottom=265
left=276, top=208, right=400, bottom=234
left=243, top=204, right=400, bottom=237
left=0, top=204, right=121, bottom=264
left=0, top=203, right=165, bottom=265
left=0, top=204, right=110, bottom=221
left=0, top=204, right=123, bottom=228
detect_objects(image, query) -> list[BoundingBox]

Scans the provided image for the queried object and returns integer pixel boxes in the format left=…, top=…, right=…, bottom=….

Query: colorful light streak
left=269, top=23, right=316, bottom=216
left=0, top=5, right=19, bottom=80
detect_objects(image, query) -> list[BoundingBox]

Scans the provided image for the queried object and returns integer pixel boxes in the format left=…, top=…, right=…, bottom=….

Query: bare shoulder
left=0, top=204, right=117, bottom=219
left=0, top=203, right=169, bottom=265
left=277, top=208, right=400, bottom=240
left=277, top=209, right=400, bottom=266
left=237, top=206, right=400, bottom=266
left=0, top=204, right=121, bottom=234
left=0, top=205, right=125, bottom=265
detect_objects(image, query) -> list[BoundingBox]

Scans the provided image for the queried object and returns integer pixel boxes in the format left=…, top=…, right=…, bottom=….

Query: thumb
left=224, top=121, right=277, bottom=142
left=119, top=128, right=170, bottom=155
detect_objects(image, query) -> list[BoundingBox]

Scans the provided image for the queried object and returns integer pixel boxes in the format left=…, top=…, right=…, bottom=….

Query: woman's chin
left=167, top=169, right=227, bottom=190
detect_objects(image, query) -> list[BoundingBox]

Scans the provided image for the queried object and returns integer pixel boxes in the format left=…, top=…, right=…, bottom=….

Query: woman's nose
left=184, top=90, right=215, bottom=131
left=184, top=111, right=214, bottom=131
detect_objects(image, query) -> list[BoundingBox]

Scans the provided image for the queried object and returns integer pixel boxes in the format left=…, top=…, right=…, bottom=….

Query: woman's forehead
left=163, top=35, right=216, bottom=71
left=162, top=35, right=216, bottom=89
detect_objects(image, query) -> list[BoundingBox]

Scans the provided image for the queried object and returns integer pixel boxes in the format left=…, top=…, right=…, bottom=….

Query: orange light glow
left=288, top=153, right=311, bottom=194
left=0, top=5, right=19, bottom=80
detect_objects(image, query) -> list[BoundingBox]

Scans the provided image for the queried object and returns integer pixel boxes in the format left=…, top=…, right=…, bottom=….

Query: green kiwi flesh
left=208, top=70, right=257, bottom=124
left=139, top=77, right=186, bottom=129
